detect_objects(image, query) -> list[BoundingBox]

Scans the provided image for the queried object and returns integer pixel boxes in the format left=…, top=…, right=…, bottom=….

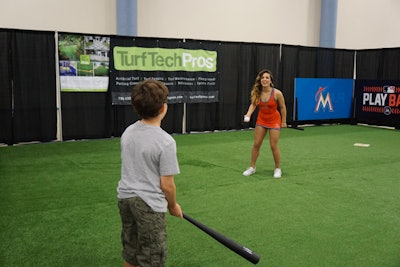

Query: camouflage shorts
left=118, top=197, right=167, bottom=267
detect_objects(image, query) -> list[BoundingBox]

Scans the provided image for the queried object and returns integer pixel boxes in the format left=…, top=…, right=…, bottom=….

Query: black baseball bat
left=183, top=213, right=260, bottom=264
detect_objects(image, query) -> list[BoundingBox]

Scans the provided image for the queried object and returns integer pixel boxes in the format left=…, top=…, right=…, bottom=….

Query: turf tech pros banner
left=109, top=37, right=219, bottom=104
left=354, top=80, right=400, bottom=124
left=58, top=34, right=110, bottom=92
left=294, top=78, right=354, bottom=121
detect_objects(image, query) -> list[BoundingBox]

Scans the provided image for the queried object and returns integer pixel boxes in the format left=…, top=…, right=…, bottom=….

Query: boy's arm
left=161, top=175, right=183, bottom=218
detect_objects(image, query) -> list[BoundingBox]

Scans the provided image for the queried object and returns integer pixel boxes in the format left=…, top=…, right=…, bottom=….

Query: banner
left=354, top=80, right=400, bottom=123
left=58, top=34, right=110, bottom=92
left=294, top=78, right=354, bottom=121
left=109, top=37, right=219, bottom=104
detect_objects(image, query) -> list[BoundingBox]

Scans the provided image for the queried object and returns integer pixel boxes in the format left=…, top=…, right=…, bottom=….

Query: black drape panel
left=281, top=46, right=319, bottom=122
left=316, top=48, right=335, bottom=77
left=61, top=92, right=111, bottom=140
left=381, top=48, right=400, bottom=79
left=215, top=42, right=254, bottom=131
left=186, top=102, right=217, bottom=132
left=297, top=46, right=318, bottom=77
left=358, top=48, right=400, bottom=80
left=315, top=47, right=354, bottom=78
left=332, top=49, right=355, bottom=78
left=5, top=28, right=400, bottom=142
left=12, top=30, right=57, bottom=143
left=162, top=103, right=184, bottom=134
left=112, top=105, right=138, bottom=137
left=280, top=45, right=298, bottom=122
left=0, top=30, right=13, bottom=145
left=112, top=103, right=184, bottom=136
left=254, top=44, right=281, bottom=78
left=280, top=45, right=355, bottom=123
left=183, top=40, right=220, bottom=132
left=356, top=49, right=382, bottom=79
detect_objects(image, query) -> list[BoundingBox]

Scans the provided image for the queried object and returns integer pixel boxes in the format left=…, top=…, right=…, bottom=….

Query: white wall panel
left=0, top=0, right=116, bottom=34
left=336, top=0, right=400, bottom=49
left=137, top=0, right=321, bottom=46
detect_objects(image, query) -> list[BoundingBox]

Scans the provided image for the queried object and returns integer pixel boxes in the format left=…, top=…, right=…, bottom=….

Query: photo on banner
left=294, top=78, right=354, bottom=121
left=109, top=36, right=219, bottom=105
left=58, top=33, right=110, bottom=92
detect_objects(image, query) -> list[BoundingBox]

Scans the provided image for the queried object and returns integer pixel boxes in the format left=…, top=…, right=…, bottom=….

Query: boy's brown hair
left=131, top=80, right=169, bottom=119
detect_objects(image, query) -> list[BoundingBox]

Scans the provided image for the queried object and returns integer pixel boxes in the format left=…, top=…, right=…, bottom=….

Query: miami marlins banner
left=294, top=78, right=354, bottom=121
left=110, top=37, right=219, bottom=104
left=354, top=80, right=400, bottom=123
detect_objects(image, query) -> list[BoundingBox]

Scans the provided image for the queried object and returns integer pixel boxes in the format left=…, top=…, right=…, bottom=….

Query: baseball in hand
left=243, top=115, right=250, bottom=122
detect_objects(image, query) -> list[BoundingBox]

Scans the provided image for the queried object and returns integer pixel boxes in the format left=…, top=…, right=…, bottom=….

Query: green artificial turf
left=1, top=125, right=399, bottom=266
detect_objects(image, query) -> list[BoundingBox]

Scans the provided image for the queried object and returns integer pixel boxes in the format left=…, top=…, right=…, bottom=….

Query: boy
left=117, top=80, right=183, bottom=267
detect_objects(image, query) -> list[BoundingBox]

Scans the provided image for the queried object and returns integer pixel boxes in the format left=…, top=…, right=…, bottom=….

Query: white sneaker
left=273, top=168, right=282, bottom=178
left=242, top=167, right=256, bottom=176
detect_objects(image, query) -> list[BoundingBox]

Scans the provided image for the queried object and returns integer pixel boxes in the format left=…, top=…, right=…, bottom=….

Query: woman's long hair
left=250, top=69, right=274, bottom=105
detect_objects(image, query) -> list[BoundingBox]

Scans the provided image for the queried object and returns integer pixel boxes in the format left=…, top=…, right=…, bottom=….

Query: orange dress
left=256, top=89, right=281, bottom=129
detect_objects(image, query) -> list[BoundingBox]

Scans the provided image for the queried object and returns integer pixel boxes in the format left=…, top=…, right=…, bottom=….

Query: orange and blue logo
left=314, top=86, right=334, bottom=112
left=295, top=78, right=354, bottom=121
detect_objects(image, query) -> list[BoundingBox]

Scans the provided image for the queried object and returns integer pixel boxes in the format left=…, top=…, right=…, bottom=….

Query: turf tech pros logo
left=113, top=47, right=217, bottom=72
left=314, top=86, right=334, bottom=113
left=362, top=85, right=400, bottom=115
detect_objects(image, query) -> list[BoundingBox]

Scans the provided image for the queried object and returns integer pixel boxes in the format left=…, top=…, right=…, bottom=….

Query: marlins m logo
left=314, top=87, right=334, bottom=112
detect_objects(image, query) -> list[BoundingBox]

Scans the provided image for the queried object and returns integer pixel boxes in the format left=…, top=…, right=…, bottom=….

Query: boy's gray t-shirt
left=117, top=120, right=180, bottom=212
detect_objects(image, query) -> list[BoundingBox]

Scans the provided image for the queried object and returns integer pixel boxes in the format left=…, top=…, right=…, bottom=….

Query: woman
left=242, top=69, right=287, bottom=178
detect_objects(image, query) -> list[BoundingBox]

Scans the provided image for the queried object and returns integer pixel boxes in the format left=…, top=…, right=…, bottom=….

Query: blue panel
left=295, top=78, right=354, bottom=121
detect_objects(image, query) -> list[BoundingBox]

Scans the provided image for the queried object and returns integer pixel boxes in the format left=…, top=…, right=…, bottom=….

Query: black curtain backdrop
left=357, top=48, right=400, bottom=80
left=381, top=48, right=400, bottom=79
left=216, top=42, right=254, bottom=131
left=61, top=92, right=112, bottom=140
left=356, top=49, right=383, bottom=79
left=112, top=105, right=138, bottom=137
left=0, top=29, right=56, bottom=145
left=12, top=30, right=57, bottom=143
left=0, top=30, right=13, bottom=145
left=111, top=104, right=184, bottom=136
left=280, top=45, right=355, bottom=123
left=2, top=28, right=400, bottom=145
left=183, top=39, right=220, bottom=132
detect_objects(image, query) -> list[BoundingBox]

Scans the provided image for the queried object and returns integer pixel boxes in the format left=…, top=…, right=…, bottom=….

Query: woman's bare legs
left=249, top=126, right=268, bottom=168
left=269, top=129, right=281, bottom=169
